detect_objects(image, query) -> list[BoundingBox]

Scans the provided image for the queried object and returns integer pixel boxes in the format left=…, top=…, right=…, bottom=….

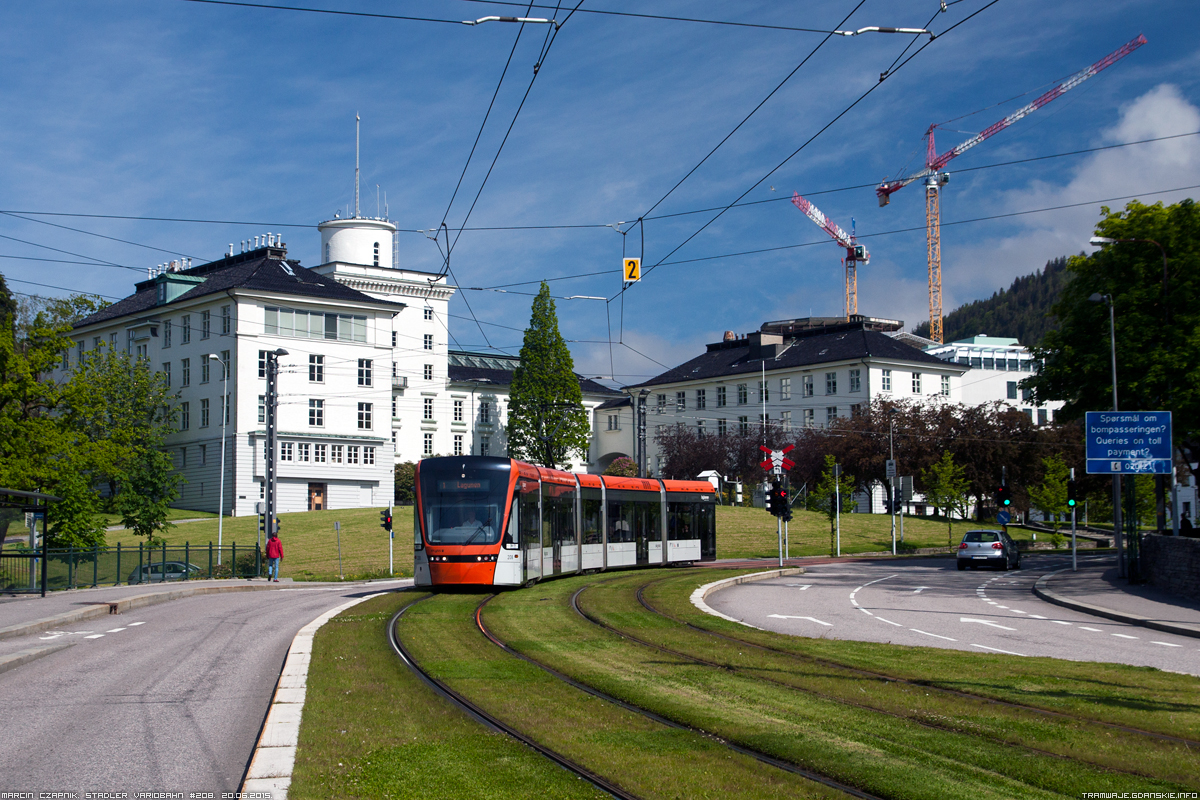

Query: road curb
left=0, top=583, right=285, bottom=642
left=0, top=642, right=74, bottom=675
left=241, top=587, right=409, bottom=799
left=690, top=567, right=805, bottom=629
left=1033, top=569, right=1200, bottom=641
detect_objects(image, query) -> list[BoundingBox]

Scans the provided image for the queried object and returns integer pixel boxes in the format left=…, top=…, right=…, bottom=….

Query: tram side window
left=414, top=504, right=423, bottom=550
left=519, top=482, right=541, bottom=549
left=553, top=490, right=577, bottom=546
left=503, top=492, right=519, bottom=549
left=668, top=502, right=695, bottom=540
left=607, top=500, right=636, bottom=543
left=581, top=494, right=602, bottom=544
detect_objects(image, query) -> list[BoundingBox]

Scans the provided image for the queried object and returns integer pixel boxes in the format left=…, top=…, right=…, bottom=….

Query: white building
left=922, top=334, right=1065, bottom=424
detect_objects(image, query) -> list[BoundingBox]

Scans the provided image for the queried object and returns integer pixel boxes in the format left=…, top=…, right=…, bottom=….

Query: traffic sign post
left=1085, top=411, right=1172, bottom=474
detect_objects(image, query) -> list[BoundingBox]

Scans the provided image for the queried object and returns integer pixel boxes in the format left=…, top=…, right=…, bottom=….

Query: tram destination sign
left=1085, top=411, right=1172, bottom=474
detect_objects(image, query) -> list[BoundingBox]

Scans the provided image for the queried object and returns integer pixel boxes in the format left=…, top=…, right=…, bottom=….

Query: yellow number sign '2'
left=623, top=258, right=641, bottom=282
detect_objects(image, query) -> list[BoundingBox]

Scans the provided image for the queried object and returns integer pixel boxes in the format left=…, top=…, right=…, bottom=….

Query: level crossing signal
left=766, top=482, right=788, bottom=518
left=1066, top=479, right=1078, bottom=508
left=380, top=509, right=393, bottom=532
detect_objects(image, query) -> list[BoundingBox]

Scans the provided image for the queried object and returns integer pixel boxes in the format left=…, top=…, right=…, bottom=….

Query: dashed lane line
left=84, top=634, right=104, bottom=639
left=876, top=618, right=903, bottom=627
left=1152, top=641, right=1182, bottom=647
left=911, top=629, right=956, bottom=641
left=972, top=643, right=1026, bottom=656
left=1112, top=633, right=1139, bottom=639
left=1079, top=627, right=1102, bottom=632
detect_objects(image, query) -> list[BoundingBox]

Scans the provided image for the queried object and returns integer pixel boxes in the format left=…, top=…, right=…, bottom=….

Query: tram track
left=473, top=592, right=883, bottom=800
left=629, top=574, right=1200, bottom=750
left=386, top=595, right=641, bottom=800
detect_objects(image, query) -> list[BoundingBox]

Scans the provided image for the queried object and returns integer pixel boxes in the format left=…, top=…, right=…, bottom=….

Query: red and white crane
left=876, top=34, right=1147, bottom=343
left=791, top=192, right=869, bottom=318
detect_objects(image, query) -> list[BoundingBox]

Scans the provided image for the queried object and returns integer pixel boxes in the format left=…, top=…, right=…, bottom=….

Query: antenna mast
left=355, top=114, right=361, bottom=218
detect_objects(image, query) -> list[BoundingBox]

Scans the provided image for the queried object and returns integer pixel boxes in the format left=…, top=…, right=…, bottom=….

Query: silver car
left=128, top=561, right=202, bottom=583
left=956, top=529, right=1020, bottom=571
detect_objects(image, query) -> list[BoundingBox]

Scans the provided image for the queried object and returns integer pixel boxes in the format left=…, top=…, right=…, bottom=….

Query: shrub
left=604, top=457, right=638, bottom=477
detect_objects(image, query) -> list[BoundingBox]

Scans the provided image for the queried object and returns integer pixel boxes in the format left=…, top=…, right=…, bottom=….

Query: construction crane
left=876, top=34, right=1148, bottom=344
left=791, top=192, right=869, bottom=317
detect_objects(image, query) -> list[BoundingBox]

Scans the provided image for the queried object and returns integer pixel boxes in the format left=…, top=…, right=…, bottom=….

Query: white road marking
left=859, top=608, right=875, bottom=616
left=911, top=629, right=957, bottom=641
left=1151, top=641, right=1182, bottom=647
left=1011, top=610, right=1026, bottom=614
left=84, top=634, right=104, bottom=639
left=785, top=584, right=812, bottom=589
left=995, top=605, right=1009, bottom=609
left=106, top=628, right=126, bottom=633
left=1079, top=627, right=1102, bottom=632
left=876, top=617, right=903, bottom=627
left=1028, top=615, right=1047, bottom=619
left=768, top=614, right=832, bottom=626
left=1111, top=633, right=1138, bottom=639
left=972, top=644, right=1026, bottom=656
left=912, top=587, right=929, bottom=593
left=1052, top=620, right=1072, bottom=625
left=127, top=621, right=146, bottom=626
left=959, top=618, right=1016, bottom=631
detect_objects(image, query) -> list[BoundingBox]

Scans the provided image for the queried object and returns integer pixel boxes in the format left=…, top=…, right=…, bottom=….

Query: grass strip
left=289, top=590, right=606, bottom=799
left=399, top=589, right=852, bottom=800
left=483, top=572, right=1192, bottom=800
left=649, top=568, right=1200, bottom=742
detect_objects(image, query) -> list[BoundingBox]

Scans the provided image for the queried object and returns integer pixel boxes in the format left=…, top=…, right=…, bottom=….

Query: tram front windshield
left=419, top=458, right=511, bottom=546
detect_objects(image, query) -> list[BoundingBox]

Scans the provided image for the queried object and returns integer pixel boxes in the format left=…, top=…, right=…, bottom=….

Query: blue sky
left=2, top=0, right=1197, bottom=385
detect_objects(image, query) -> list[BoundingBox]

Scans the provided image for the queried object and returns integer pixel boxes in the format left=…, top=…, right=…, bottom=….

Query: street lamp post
left=1088, top=292, right=1124, bottom=577
left=208, top=354, right=229, bottom=565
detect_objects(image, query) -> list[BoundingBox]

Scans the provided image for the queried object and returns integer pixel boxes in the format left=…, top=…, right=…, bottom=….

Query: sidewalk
left=1034, top=559, right=1200, bottom=640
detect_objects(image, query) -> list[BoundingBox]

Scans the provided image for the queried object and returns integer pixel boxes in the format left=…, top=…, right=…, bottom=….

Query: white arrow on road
left=784, top=584, right=812, bottom=590
left=960, top=617, right=1016, bottom=631
left=769, top=614, right=832, bottom=626
left=912, top=586, right=929, bottom=593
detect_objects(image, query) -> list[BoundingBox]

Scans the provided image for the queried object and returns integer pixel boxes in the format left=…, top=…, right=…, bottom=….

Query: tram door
left=635, top=499, right=661, bottom=566
left=518, top=479, right=542, bottom=582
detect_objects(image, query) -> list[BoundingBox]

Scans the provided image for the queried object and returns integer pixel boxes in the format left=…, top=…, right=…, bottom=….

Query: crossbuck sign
left=759, top=445, right=795, bottom=475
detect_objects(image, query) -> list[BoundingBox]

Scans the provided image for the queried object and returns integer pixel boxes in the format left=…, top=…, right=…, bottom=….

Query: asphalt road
left=709, top=554, right=1200, bottom=675
left=0, top=581, right=409, bottom=796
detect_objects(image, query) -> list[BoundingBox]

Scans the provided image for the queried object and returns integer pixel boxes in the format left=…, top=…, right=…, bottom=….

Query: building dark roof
left=631, top=325, right=962, bottom=389
left=596, top=396, right=631, bottom=410
left=75, top=245, right=403, bottom=329
left=447, top=363, right=620, bottom=396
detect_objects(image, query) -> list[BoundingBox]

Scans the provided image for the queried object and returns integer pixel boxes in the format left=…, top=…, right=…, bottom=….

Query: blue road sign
left=996, top=510, right=1011, bottom=525
left=1085, top=411, right=1172, bottom=475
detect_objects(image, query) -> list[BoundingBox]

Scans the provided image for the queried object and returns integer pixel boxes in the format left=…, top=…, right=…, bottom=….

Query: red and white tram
left=413, top=456, right=717, bottom=587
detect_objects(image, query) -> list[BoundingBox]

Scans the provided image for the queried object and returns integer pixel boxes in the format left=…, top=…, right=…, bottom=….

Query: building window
left=392, top=398, right=397, bottom=418
left=697, top=420, right=705, bottom=437
left=180, top=402, right=190, bottom=430
left=126, top=330, right=133, bottom=355
left=424, top=433, right=434, bottom=456
left=77, top=340, right=85, bottom=365
left=803, top=408, right=814, bottom=428
left=223, top=394, right=230, bottom=425
left=608, top=414, right=620, bottom=431
left=281, top=442, right=293, bottom=462
left=424, top=307, right=433, bottom=321
left=309, top=355, right=324, bottom=383
left=781, top=410, right=792, bottom=429
left=780, top=377, right=791, bottom=400
left=454, top=400, right=464, bottom=422
left=912, top=372, right=922, bottom=394
left=759, top=381, right=769, bottom=403
left=309, top=399, right=324, bottom=427
left=479, top=401, right=490, bottom=423
left=803, top=375, right=814, bottom=397
left=163, top=320, right=172, bottom=348
left=849, top=369, right=861, bottom=393
left=737, top=416, right=749, bottom=436
left=358, top=402, right=373, bottom=430
left=258, top=350, right=267, bottom=379
left=181, top=315, right=191, bottom=344
left=716, top=387, right=726, bottom=407
left=258, top=395, right=266, bottom=424
left=424, top=364, right=433, bottom=381
left=181, top=358, right=190, bottom=387
left=881, top=369, right=892, bottom=392
left=453, top=435, right=463, bottom=456
left=201, top=310, right=210, bottom=339
left=331, top=445, right=343, bottom=464
left=110, top=332, right=117, bottom=348
left=826, top=406, right=837, bottom=425
left=1021, top=386, right=1033, bottom=402
left=1037, top=408, right=1048, bottom=426
left=199, top=444, right=207, bottom=466
left=1007, top=381, right=1017, bottom=400
left=221, top=306, right=231, bottom=335
left=656, top=394, right=667, bottom=413
left=941, top=375, right=950, bottom=396
left=424, top=398, right=435, bottom=420
left=373, top=242, right=380, bottom=266
left=696, top=389, right=706, bottom=410
left=825, top=372, right=837, bottom=395
left=717, top=418, right=727, bottom=436
left=391, top=331, right=397, bottom=348
left=62, top=349, right=70, bottom=370
left=424, top=334, right=433, bottom=351
left=163, top=362, right=171, bottom=388
left=298, top=443, right=310, bottom=462
left=347, top=446, right=360, bottom=465
left=479, top=435, right=489, bottom=456
left=200, top=399, right=210, bottom=428
left=201, top=358, right=210, bottom=384
left=358, top=359, right=373, bottom=387
left=314, top=444, right=327, bottom=463
left=737, top=384, right=748, bottom=405
left=364, top=446, right=376, bottom=465
left=676, top=391, right=686, bottom=412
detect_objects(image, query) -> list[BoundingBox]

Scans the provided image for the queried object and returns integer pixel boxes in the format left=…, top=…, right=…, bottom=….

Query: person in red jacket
left=265, top=530, right=284, bottom=582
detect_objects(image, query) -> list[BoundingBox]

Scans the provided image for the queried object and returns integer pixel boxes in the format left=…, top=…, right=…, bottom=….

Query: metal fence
left=0, top=542, right=264, bottom=593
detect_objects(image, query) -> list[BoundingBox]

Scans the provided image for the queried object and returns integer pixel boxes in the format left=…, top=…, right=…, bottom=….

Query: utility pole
left=888, top=410, right=897, bottom=556
left=264, top=349, right=288, bottom=546
left=834, top=463, right=842, bottom=558
left=1070, top=467, right=1077, bottom=572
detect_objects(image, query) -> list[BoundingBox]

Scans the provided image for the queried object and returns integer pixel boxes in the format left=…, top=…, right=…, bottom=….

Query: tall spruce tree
left=506, top=282, right=590, bottom=469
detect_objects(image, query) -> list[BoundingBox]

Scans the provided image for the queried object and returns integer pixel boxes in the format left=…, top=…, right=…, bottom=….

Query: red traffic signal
left=380, top=509, right=393, bottom=531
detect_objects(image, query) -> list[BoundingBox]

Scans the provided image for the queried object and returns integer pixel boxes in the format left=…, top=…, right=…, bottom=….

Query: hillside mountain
left=912, top=256, right=1073, bottom=346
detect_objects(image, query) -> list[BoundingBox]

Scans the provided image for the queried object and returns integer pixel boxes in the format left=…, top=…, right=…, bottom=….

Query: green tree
left=1027, top=199, right=1200, bottom=461
left=506, top=282, right=590, bottom=469
left=604, top=456, right=638, bottom=477
left=811, top=454, right=856, bottom=556
left=921, top=450, right=970, bottom=544
left=394, top=461, right=417, bottom=505
left=1027, top=454, right=1070, bottom=531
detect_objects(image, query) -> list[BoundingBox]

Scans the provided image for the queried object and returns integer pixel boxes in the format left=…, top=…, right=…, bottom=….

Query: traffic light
left=765, top=483, right=778, bottom=515
left=273, top=517, right=281, bottom=535
left=767, top=483, right=788, bottom=517
left=258, top=514, right=266, bottom=537
left=380, top=508, right=393, bottom=532
left=1066, top=479, right=1078, bottom=508
left=782, top=505, right=794, bottom=523
left=997, top=486, right=1012, bottom=507
left=882, top=493, right=892, bottom=515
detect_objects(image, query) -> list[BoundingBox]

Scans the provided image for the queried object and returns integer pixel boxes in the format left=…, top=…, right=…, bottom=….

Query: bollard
left=116, top=542, right=122, bottom=586
left=93, top=544, right=99, bottom=588
left=208, top=542, right=213, bottom=579
left=185, top=542, right=190, bottom=581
